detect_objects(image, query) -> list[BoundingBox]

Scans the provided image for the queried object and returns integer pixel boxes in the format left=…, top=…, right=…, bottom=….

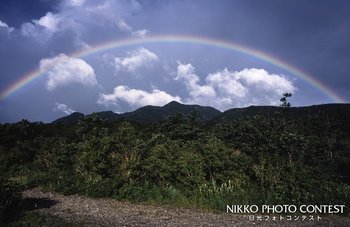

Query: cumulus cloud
left=114, top=47, right=158, bottom=72
left=34, top=12, right=61, bottom=32
left=39, top=54, right=97, bottom=91
left=207, top=68, right=295, bottom=97
left=176, top=63, right=296, bottom=110
left=20, top=11, right=62, bottom=40
left=18, top=0, right=148, bottom=46
left=97, top=85, right=181, bottom=108
left=175, top=63, right=216, bottom=103
left=206, top=68, right=248, bottom=98
left=82, top=0, right=146, bottom=36
left=53, top=102, right=75, bottom=115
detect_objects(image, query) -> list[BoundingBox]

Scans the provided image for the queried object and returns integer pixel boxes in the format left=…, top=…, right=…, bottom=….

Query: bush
left=0, top=177, right=22, bottom=224
left=198, top=179, right=260, bottom=211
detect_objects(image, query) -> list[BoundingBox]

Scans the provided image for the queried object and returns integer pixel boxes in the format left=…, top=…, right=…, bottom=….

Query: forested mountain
left=212, top=103, right=350, bottom=122
left=52, top=101, right=222, bottom=124
left=52, top=112, right=85, bottom=125
left=123, top=101, right=221, bottom=123
left=53, top=101, right=350, bottom=125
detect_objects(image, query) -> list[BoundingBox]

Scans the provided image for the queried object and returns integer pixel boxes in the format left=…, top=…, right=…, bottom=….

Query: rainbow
left=0, top=35, right=347, bottom=103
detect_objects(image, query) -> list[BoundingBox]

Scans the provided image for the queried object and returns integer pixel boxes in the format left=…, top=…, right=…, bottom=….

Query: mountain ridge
left=52, top=101, right=350, bottom=125
left=52, top=101, right=222, bottom=124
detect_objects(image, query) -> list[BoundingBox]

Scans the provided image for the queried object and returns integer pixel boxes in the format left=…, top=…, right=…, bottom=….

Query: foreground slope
left=21, top=188, right=350, bottom=226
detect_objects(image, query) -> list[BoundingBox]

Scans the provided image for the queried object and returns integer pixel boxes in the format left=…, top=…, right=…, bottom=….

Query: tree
left=280, top=93, right=292, bottom=108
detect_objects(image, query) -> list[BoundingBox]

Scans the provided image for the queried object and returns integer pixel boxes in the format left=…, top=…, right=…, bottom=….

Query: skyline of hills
left=52, top=101, right=350, bottom=125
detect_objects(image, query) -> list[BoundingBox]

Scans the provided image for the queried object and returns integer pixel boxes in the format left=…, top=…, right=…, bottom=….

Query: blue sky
left=0, top=0, right=349, bottom=122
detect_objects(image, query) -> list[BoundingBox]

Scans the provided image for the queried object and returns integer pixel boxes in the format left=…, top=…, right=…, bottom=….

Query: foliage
left=8, top=211, right=84, bottom=227
left=0, top=102, right=350, bottom=215
left=0, top=177, right=22, bottom=224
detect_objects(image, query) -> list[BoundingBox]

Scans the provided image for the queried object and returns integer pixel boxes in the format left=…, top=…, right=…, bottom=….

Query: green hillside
left=52, top=101, right=222, bottom=124
left=1, top=101, right=350, bottom=223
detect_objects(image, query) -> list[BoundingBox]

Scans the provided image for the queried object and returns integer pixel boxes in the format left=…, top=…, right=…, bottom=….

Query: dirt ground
left=21, top=188, right=350, bottom=226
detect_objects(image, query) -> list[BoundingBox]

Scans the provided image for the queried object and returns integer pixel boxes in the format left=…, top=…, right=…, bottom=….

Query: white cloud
left=175, top=63, right=216, bottom=104
left=97, top=85, right=181, bottom=108
left=20, top=23, right=36, bottom=37
left=114, top=47, right=158, bottom=72
left=116, top=18, right=133, bottom=32
left=40, top=54, right=98, bottom=91
left=53, top=102, right=75, bottom=115
left=176, top=63, right=200, bottom=85
left=132, top=29, right=149, bottom=37
left=0, top=20, right=8, bottom=27
left=0, top=20, right=14, bottom=32
left=19, top=0, right=149, bottom=45
left=176, top=63, right=296, bottom=110
left=34, top=12, right=61, bottom=32
left=206, top=68, right=248, bottom=98
left=67, top=0, right=85, bottom=7
left=20, top=12, right=61, bottom=39
left=206, top=68, right=296, bottom=107
left=84, top=0, right=145, bottom=35
left=235, top=68, right=295, bottom=94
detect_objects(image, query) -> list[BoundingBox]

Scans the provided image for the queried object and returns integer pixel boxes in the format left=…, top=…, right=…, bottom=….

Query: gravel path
left=22, top=188, right=350, bottom=226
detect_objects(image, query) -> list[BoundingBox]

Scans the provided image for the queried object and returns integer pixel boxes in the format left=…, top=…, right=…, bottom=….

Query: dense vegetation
left=1, top=96, right=350, bottom=223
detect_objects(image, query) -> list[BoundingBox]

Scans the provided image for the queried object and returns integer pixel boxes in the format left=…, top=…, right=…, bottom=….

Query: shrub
left=0, top=177, right=22, bottom=224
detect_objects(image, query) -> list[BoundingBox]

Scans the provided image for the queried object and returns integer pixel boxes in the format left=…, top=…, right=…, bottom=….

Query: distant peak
left=164, top=101, right=182, bottom=106
left=70, top=112, right=84, bottom=116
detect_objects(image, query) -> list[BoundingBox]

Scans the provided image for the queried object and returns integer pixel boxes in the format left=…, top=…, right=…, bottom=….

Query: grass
left=7, top=211, right=84, bottom=227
